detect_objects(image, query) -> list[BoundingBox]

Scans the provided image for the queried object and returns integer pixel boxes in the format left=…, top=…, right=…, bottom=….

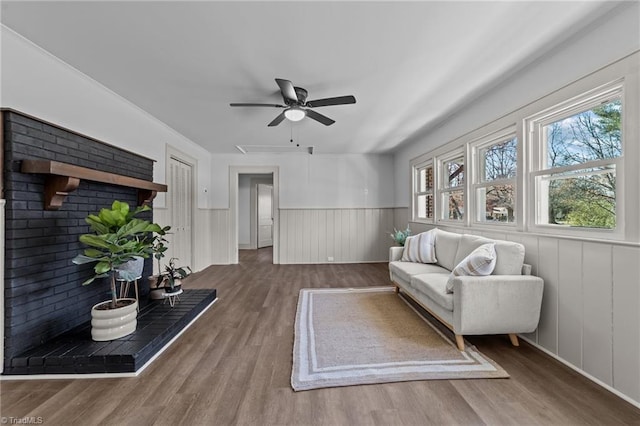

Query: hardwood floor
left=2, top=247, right=639, bottom=425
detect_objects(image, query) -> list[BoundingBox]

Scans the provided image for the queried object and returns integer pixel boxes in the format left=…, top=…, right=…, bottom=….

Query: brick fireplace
left=2, top=110, right=158, bottom=369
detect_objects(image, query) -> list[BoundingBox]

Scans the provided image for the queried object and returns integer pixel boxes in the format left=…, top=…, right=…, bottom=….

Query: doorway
left=229, top=166, right=280, bottom=264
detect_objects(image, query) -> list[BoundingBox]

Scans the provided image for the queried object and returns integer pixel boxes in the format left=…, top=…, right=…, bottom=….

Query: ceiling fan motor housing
left=291, top=87, right=308, bottom=105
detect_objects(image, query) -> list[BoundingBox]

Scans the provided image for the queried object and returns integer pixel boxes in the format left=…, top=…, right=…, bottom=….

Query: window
left=473, top=133, right=517, bottom=224
left=439, top=154, right=465, bottom=221
left=413, top=162, right=434, bottom=221
left=530, top=84, right=622, bottom=231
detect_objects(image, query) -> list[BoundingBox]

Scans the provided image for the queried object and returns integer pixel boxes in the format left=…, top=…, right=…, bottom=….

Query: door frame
left=166, top=145, right=196, bottom=269
left=229, top=166, right=280, bottom=264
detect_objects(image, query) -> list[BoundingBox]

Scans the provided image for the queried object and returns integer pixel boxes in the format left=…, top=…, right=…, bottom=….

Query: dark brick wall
left=3, top=110, right=155, bottom=367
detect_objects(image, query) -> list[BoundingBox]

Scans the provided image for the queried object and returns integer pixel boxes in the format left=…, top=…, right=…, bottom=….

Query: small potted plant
left=147, top=225, right=171, bottom=289
left=72, top=200, right=163, bottom=341
left=162, top=257, right=191, bottom=293
left=390, top=226, right=411, bottom=246
left=150, top=258, right=191, bottom=299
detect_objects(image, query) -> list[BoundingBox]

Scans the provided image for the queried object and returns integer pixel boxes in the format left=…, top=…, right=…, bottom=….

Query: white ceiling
left=0, top=1, right=620, bottom=154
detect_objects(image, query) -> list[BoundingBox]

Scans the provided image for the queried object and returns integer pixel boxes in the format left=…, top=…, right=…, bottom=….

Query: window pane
left=546, top=99, right=622, bottom=168
left=480, top=137, right=517, bottom=182
left=418, top=166, right=433, bottom=192
left=444, top=157, right=464, bottom=188
left=537, top=165, right=616, bottom=229
left=476, top=185, right=515, bottom=223
left=444, top=190, right=464, bottom=220
left=417, top=194, right=434, bottom=219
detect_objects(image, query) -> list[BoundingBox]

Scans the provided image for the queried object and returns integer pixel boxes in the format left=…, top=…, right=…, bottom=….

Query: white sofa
left=389, top=228, right=544, bottom=350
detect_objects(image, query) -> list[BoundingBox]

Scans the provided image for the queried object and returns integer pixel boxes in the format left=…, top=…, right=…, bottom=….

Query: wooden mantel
left=21, top=159, right=168, bottom=210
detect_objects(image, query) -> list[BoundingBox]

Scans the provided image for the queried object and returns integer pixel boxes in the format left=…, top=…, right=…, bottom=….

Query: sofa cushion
left=390, top=261, right=449, bottom=284
left=433, top=229, right=462, bottom=271
left=411, top=273, right=454, bottom=311
left=447, top=243, right=496, bottom=293
left=454, top=234, right=525, bottom=276
left=401, top=230, right=437, bottom=263
left=493, top=241, right=525, bottom=275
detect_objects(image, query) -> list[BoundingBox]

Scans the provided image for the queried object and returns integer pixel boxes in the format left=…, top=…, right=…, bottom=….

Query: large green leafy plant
left=73, top=200, right=164, bottom=309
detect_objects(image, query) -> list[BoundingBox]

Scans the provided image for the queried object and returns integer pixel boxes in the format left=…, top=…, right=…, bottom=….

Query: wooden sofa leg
left=455, top=335, right=465, bottom=351
left=508, top=334, right=520, bottom=347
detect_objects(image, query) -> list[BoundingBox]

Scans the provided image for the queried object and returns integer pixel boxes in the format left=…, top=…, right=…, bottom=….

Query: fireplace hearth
left=1, top=109, right=206, bottom=375
left=3, top=289, right=217, bottom=376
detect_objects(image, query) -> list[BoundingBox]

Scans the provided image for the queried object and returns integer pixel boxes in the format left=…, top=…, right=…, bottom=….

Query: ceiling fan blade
left=275, top=78, right=299, bottom=103
left=305, top=109, right=335, bottom=126
left=267, top=112, right=286, bottom=127
left=306, top=95, right=356, bottom=108
left=230, top=103, right=285, bottom=108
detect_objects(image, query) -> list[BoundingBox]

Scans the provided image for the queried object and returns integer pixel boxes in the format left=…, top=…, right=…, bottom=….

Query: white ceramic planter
left=91, top=298, right=138, bottom=341
left=115, top=256, right=144, bottom=281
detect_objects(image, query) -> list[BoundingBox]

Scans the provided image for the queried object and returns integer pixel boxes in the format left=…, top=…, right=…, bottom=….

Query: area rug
left=291, top=286, right=508, bottom=391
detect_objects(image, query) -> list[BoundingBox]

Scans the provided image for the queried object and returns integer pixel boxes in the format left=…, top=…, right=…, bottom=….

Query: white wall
left=389, top=3, right=640, bottom=408
left=209, top=153, right=394, bottom=209
left=393, top=2, right=640, bottom=206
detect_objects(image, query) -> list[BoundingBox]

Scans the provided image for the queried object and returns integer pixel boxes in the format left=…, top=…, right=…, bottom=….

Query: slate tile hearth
left=4, top=289, right=217, bottom=375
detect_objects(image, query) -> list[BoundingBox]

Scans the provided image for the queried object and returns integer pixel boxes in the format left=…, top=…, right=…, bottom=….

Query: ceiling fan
left=230, top=78, right=356, bottom=127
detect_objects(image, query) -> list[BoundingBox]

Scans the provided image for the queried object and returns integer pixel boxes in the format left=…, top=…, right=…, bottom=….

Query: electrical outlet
left=327, top=256, right=334, bottom=262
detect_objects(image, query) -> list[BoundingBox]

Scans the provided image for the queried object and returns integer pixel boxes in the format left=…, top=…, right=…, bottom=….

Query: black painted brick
left=3, top=110, right=156, bottom=364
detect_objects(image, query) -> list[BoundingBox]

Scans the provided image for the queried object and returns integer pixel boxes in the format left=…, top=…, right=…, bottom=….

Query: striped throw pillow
left=401, top=230, right=437, bottom=264
left=446, top=243, right=496, bottom=293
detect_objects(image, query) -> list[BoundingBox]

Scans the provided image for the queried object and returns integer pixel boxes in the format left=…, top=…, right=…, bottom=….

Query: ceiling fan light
left=284, top=107, right=306, bottom=122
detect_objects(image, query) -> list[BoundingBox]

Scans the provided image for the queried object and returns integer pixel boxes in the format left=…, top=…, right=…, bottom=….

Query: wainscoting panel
left=557, top=239, right=583, bottom=368
left=394, top=209, right=640, bottom=406
left=537, top=237, right=560, bottom=354
left=582, top=242, right=613, bottom=385
left=612, top=246, right=640, bottom=402
left=279, top=208, right=395, bottom=264
left=153, top=207, right=230, bottom=272
left=210, top=209, right=231, bottom=266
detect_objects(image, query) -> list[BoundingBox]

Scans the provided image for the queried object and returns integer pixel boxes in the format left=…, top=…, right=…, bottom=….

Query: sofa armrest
left=389, top=246, right=404, bottom=262
left=451, top=275, right=544, bottom=335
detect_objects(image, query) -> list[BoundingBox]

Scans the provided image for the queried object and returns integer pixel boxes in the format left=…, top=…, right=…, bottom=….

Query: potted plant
left=150, top=257, right=191, bottom=299
left=147, top=224, right=171, bottom=290
left=72, top=200, right=163, bottom=341
left=390, top=226, right=411, bottom=246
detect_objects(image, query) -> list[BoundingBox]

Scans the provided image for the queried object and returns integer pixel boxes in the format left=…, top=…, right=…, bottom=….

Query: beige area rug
left=291, top=287, right=508, bottom=391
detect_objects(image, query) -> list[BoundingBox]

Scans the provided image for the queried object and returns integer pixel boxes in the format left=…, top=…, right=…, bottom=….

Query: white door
left=169, top=156, right=193, bottom=268
left=257, top=184, right=273, bottom=248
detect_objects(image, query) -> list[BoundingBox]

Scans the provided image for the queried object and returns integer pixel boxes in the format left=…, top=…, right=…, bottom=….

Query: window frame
left=437, top=149, right=466, bottom=224
left=411, top=159, right=435, bottom=223
left=470, top=129, right=519, bottom=227
left=526, top=81, right=625, bottom=239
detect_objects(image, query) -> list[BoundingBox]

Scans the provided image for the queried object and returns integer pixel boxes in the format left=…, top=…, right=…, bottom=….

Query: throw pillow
left=401, top=230, right=437, bottom=264
left=446, top=243, right=496, bottom=293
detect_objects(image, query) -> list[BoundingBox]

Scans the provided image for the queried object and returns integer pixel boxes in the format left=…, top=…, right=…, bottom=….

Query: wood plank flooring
left=2, top=247, right=639, bottom=425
